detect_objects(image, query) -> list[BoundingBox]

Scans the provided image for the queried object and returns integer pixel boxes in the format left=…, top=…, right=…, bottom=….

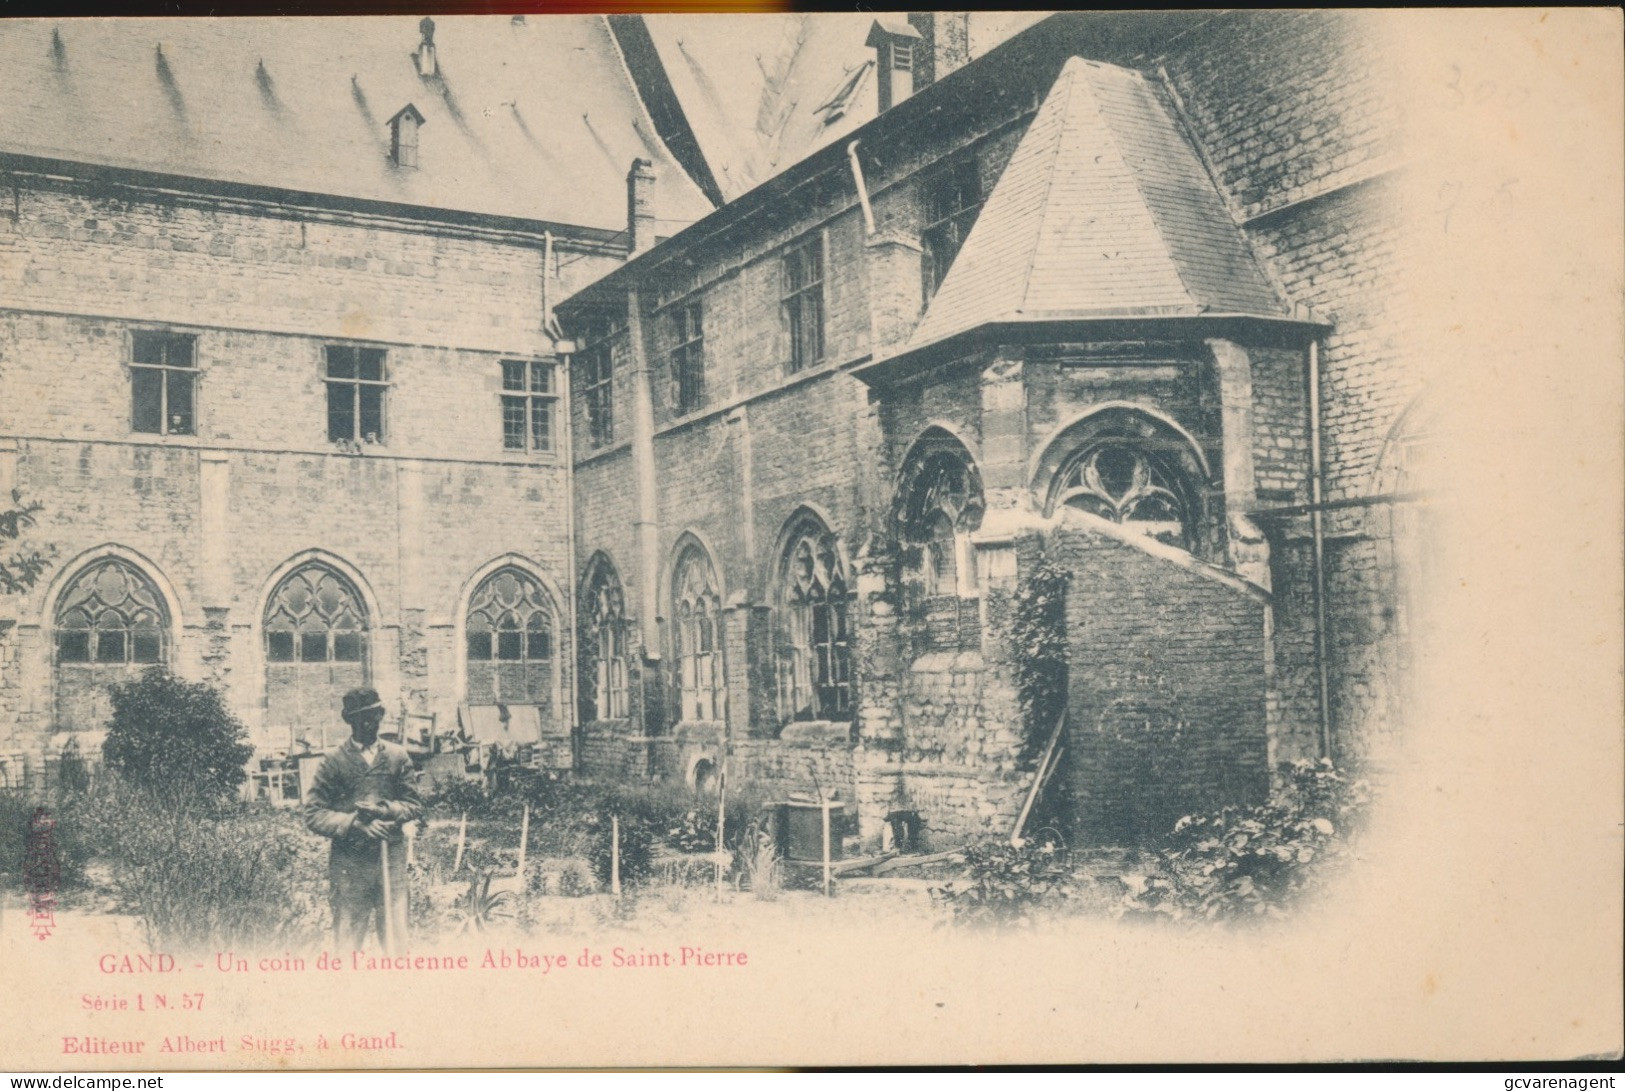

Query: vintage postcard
left=0, top=8, right=1620, bottom=1069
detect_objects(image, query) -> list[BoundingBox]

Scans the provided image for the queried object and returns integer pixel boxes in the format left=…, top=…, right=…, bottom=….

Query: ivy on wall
left=1009, top=552, right=1070, bottom=768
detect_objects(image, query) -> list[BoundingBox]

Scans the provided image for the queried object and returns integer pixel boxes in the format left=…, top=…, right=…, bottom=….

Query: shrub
left=425, top=775, right=499, bottom=821
left=1121, top=759, right=1374, bottom=922
left=930, top=834, right=1078, bottom=927
left=101, top=669, right=253, bottom=805
left=56, top=738, right=93, bottom=798
left=87, top=784, right=326, bottom=950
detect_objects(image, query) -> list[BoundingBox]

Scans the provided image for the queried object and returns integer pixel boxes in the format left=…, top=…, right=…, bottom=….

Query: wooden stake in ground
left=516, top=803, right=530, bottom=886
left=379, top=837, right=395, bottom=954
left=821, top=799, right=832, bottom=898
left=611, top=814, right=621, bottom=897
left=714, top=760, right=728, bottom=901
left=452, top=812, right=467, bottom=874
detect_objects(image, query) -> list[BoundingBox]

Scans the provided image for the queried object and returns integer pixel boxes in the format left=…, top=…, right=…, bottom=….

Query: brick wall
left=1157, top=11, right=1400, bottom=222
left=1160, top=13, right=1413, bottom=764
left=1054, top=522, right=1269, bottom=845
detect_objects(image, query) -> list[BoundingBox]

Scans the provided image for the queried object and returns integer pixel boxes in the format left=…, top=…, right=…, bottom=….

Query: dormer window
left=388, top=104, right=424, bottom=169
left=865, top=19, right=924, bottom=113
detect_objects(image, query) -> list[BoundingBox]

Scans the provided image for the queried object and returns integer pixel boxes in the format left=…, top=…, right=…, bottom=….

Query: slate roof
left=639, top=12, right=1052, bottom=203
left=0, top=16, right=714, bottom=233
left=904, top=56, right=1290, bottom=354
left=639, top=13, right=881, bottom=203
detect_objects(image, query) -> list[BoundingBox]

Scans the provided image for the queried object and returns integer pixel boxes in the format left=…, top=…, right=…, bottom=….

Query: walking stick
left=379, top=835, right=394, bottom=955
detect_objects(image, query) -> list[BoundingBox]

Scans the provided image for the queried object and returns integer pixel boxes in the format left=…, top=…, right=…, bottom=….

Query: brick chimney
left=906, top=12, right=970, bottom=89
left=626, top=159, right=658, bottom=256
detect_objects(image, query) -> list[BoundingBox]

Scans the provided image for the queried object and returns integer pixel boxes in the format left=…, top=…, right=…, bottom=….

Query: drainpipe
left=1308, top=339, right=1333, bottom=761
left=558, top=323, right=580, bottom=770
left=847, top=141, right=876, bottom=236
left=626, top=289, right=662, bottom=663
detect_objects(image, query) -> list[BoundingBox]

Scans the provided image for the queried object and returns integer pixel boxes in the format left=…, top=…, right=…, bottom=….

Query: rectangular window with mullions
left=131, top=332, right=198, bottom=436
left=573, top=319, right=619, bottom=449
left=325, top=345, right=388, bottom=444
left=921, top=156, right=983, bottom=298
left=667, top=300, right=705, bottom=416
left=783, top=235, right=826, bottom=373
left=501, top=359, right=558, bottom=453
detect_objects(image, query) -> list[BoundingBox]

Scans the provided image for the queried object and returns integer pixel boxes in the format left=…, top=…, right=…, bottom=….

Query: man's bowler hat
left=341, top=687, right=385, bottom=722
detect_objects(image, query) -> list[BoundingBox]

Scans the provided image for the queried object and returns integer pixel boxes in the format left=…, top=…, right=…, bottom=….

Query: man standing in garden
left=303, top=687, right=422, bottom=953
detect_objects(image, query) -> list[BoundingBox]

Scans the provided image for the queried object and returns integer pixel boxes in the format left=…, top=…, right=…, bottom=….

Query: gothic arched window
left=672, top=543, right=724, bottom=722
left=777, top=515, right=853, bottom=724
left=1036, top=409, right=1207, bottom=553
left=465, top=567, right=554, bottom=706
left=1049, top=443, right=1189, bottom=547
left=53, top=557, right=170, bottom=731
left=263, top=561, right=370, bottom=736
left=895, top=432, right=984, bottom=600
left=54, top=558, right=168, bottom=667
left=579, top=556, right=629, bottom=721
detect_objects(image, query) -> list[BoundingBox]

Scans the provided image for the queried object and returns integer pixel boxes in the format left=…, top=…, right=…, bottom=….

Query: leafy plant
left=0, top=489, right=54, bottom=596
left=456, top=870, right=514, bottom=933
left=1010, top=554, right=1071, bottom=766
left=101, top=668, right=253, bottom=806
left=730, top=817, right=780, bottom=900
left=1120, top=759, right=1374, bottom=922
left=930, top=834, right=1077, bottom=927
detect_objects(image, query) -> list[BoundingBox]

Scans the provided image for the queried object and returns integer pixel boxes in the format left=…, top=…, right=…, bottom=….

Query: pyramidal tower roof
left=905, top=57, right=1290, bottom=353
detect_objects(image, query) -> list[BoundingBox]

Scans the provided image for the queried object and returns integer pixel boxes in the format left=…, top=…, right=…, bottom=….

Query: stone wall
left=0, top=177, right=593, bottom=773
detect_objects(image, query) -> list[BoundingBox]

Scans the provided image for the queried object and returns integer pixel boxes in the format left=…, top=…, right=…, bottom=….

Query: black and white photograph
left=0, top=8, right=1619, bottom=1069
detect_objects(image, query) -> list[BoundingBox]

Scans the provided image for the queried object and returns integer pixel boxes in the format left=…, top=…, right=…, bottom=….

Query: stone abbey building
left=0, top=13, right=1427, bottom=845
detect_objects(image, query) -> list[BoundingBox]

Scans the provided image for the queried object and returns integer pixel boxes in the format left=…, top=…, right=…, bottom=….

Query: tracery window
left=1050, top=444, right=1189, bottom=547
left=263, top=562, right=370, bottom=736
left=580, top=557, right=630, bottom=721
left=896, top=437, right=984, bottom=599
left=672, top=544, right=724, bottom=722
left=55, top=558, right=168, bottom=667
left=53, top=556, right=171, bottom=732
left=465, top=567, right=554, bottom=706
left=777, top=517, right=852, bottom=724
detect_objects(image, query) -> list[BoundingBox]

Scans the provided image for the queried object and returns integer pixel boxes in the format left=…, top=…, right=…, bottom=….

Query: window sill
left=130, top=432, right=200, bottom=447
left=776, top=720, right=853, bottom=747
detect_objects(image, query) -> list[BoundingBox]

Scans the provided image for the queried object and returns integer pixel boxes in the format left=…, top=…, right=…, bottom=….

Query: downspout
left=847, top=141, right=876, bottom=236
left=542, top=230, right=555, bottom=333
left=558, top=321, right=579, bottom=771
left=626, top=288, right=663, bottom=681
left=1308, top=339, right=1333, bottom=761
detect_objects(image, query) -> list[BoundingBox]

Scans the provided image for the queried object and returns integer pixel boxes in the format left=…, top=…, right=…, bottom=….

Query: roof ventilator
left=413, top=17, right=438, bottom=78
